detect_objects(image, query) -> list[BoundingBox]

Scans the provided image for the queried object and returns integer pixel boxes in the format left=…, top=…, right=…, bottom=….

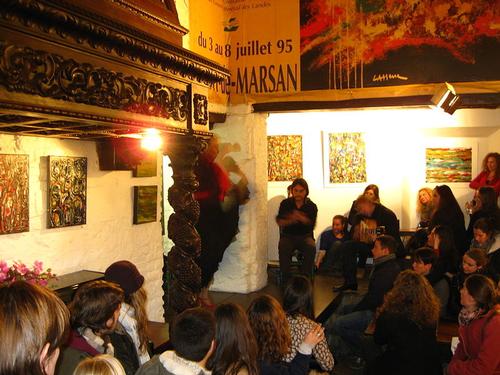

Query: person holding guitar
left=276, top=178, right=318, bottom=283
left=334, top=194, right=403, bottom=292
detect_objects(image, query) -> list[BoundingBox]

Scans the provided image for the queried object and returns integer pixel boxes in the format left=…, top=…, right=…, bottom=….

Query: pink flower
left=33, top=260, right=44, bottom=274
left=0, top=260, right=9, bottom=273
left=13, top=262, right=29, bottom=276
left=0, top=272, right=7, bottom=283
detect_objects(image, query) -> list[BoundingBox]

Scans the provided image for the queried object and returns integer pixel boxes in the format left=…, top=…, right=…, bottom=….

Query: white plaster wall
left=0, top=134, right=165, bottom=322
left=267, top=108, right=500, bottom=260
left=210, top=105, right=269, bottom=293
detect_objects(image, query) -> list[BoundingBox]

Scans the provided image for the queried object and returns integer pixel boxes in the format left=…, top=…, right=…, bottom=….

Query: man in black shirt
left=334, top=194, right=402, bottom=291
left=276, top=178, right=318, bottom=282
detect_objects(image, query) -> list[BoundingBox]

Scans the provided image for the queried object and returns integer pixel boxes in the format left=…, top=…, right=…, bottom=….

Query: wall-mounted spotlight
left=140, top=128, right=163, bottom=151
left=431, top=82, right=461, bottom=115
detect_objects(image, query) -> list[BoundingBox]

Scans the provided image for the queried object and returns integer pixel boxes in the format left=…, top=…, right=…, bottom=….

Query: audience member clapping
left=282, top=276, right=334, bottom=372
left=0, top=281, right=69, bottom=375
left=247, top=294, right=324, bottom=375
left=367, top=270, right=442, bottom=375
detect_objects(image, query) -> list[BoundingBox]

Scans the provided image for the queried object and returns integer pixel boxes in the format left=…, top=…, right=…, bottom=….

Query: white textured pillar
left=210, top=105, right=268, bottom=293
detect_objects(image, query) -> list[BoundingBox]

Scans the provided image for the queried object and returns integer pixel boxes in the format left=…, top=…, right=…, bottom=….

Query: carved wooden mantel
left=0, top=0, right=229, bottom=315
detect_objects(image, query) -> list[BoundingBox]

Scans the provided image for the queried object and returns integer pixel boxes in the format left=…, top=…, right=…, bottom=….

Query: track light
left=431, top=82, right=461, bottom=115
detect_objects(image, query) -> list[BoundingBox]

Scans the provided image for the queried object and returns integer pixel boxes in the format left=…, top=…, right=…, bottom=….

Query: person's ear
left=40, top=342, right=50, bottom=371
left=40, top=343, right=60, bottom=375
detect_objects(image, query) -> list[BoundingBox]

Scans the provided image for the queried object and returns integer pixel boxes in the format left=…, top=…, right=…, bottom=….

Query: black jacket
left=259, top=352, right=311, bottom=375
left=367, top=313, right=441, bottom=375
left=110, top=327, right=140, bottom=375
left=354, top=254, right=401, bottom=312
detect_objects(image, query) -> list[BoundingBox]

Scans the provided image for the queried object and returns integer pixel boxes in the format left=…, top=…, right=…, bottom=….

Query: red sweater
left=469, top=171, right=500, bottom=195
left=448, top=306, right=500, bottom=375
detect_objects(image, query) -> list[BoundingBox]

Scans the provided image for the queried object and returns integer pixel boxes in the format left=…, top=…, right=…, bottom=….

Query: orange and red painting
left=301, top=0, right=500, bottom=90
left=268, top=135, right=303, bottom=181
left=0, top=154, right=29, bottom=235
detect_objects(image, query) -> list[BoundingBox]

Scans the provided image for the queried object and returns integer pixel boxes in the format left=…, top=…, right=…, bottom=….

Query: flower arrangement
left=0, top=260, right=55, bottom=287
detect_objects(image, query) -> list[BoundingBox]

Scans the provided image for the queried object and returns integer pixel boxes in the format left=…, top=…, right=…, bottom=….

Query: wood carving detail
left=0, top=42, right=188, bottom=121
left=193, top=94, right=208, bottom=125
left=1, top=0, right=229, bottom=85
left=165, top=135, right=205, bottom=313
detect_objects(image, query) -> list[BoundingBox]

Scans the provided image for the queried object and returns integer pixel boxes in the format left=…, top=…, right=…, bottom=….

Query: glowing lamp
left=141, top=128, right=162, bottom=151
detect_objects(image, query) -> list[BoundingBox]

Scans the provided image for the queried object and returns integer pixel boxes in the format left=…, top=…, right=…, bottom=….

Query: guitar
left=352, top=218, right=385, bottom=244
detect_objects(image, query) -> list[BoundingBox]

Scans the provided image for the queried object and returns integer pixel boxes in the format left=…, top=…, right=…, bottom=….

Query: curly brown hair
left=377, top=270, right=440, bottom=329
left=247, top=294, right=291, bottom=363
left=128, top=286, right=149, bottom=352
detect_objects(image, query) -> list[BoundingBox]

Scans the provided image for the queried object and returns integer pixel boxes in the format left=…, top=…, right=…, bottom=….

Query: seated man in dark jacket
left=326, top=235, right=401, bottom=364
left=334, top=194, right=402, bottom=292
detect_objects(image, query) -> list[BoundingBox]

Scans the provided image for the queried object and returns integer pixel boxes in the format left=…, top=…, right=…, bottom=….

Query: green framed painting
left=133, top=185, right=158, bottom=224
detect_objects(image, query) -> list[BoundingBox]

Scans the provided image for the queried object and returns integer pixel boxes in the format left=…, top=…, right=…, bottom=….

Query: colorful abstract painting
left=48, top=156, right=87, bottom=228
left=301, top=0, right=500, bottom=90
left=327, top=133, right=366, bottom=184
left=267, top=135, right=303, bottom=181
left=426, top=148, right=472, bottom=183
left=0, top=154, right=29, bottom=234
left=133, top=186, right=158, bottom=224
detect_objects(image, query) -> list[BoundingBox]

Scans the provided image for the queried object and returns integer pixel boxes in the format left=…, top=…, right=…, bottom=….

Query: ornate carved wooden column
left=164, top=133, right=205, bottom=315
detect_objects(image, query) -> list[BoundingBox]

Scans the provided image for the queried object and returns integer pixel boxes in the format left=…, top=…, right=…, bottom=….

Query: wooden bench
left=437, top=319, right=459, bottom=344
left=147, top=321, right=170, bottom=354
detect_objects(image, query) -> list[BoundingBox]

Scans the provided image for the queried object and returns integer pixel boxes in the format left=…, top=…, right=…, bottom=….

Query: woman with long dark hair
left=367, top=270, right=441, bottom=375
left=429, top=185, right=466, bottom=254
left=428, top=224, right=460, bottom=277
left=466, top=186, right=500, bottom=244
left=282, top=276, right=334, bottom=372
left=247, top=294, right=324, bottom=375
left=209, top=303, right=258, bottom=375
left=448, top=274, right=500, bottom=375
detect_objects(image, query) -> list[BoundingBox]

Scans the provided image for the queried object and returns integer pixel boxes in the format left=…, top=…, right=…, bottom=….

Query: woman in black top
left=367, top=270, right=442, bottom=375
left=429, top=185, right=467, bottom=254
left=466, top=186, right=500, bottom=244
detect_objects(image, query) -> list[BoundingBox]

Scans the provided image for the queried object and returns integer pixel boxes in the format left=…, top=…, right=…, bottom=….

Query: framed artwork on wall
left=0, top=154, right=29, bottom=234
left=267, top=135, right=303, bottom=181
left=323, top=132, right=367, bottom=185
left=133, top=185, right=158, bottom=224
left=133, top=152, right=158, bottom=177
left=48, top=156, right=87, bottom=228
left=425, top=147, right=472, bottom=183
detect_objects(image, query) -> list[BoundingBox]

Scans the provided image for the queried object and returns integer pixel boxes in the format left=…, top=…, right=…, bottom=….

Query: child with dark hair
left=316, top=215, right=350, bottom=274
left=471, top=217, right=500, bottom=281
left=136, top=307, right=215, bottom=375
left=282, top=276, right=334, bottom=372
left=56, top=281, right=125, bottom=375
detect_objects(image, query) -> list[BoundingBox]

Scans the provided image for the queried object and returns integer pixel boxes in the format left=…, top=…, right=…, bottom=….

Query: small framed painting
left=48, top=156, right=87, bottom=228
left=133, top=185, right=158, bottom=224
left=133, top=152, right=158, bottom=177
left=0, top=154, right=29, bottom=234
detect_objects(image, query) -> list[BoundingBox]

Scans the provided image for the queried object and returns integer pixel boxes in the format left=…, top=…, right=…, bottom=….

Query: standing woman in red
left=448, top=274, right=500, bottom=375
left=470, top=152, right=500, bottom=196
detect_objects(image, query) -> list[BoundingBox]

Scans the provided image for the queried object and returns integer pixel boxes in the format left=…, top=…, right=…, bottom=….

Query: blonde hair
left=73, top=355, right=126, bottom=375
left=416, top=187, right=434, bottom=214
left=127, top=286, right=149, bottom=352
left=0, top=281, right=69, bottom=375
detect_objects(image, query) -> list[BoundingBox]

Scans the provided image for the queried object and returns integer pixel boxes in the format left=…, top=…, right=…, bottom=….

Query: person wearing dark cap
left=105, top=260, right=151, bottom=374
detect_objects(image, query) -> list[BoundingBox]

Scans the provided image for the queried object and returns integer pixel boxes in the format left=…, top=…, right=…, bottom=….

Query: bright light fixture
left=140, top=128, right=162, bottom=151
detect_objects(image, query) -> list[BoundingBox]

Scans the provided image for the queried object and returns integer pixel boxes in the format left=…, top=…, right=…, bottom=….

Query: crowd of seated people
left=2, top=152, right=500, bottom=375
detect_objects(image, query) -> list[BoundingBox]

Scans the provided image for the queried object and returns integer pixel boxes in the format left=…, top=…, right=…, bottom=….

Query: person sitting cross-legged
left=325, top=235, right=401, bottom=369
left=135, top=308, right=215, bottom=375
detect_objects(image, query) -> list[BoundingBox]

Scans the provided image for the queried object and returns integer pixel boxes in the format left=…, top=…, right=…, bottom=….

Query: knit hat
left=105, top=260, right=144, bottom=297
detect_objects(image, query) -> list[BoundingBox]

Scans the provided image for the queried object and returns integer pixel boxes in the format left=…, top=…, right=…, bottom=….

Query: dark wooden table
left=47, top=270, right=104, bottom=304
